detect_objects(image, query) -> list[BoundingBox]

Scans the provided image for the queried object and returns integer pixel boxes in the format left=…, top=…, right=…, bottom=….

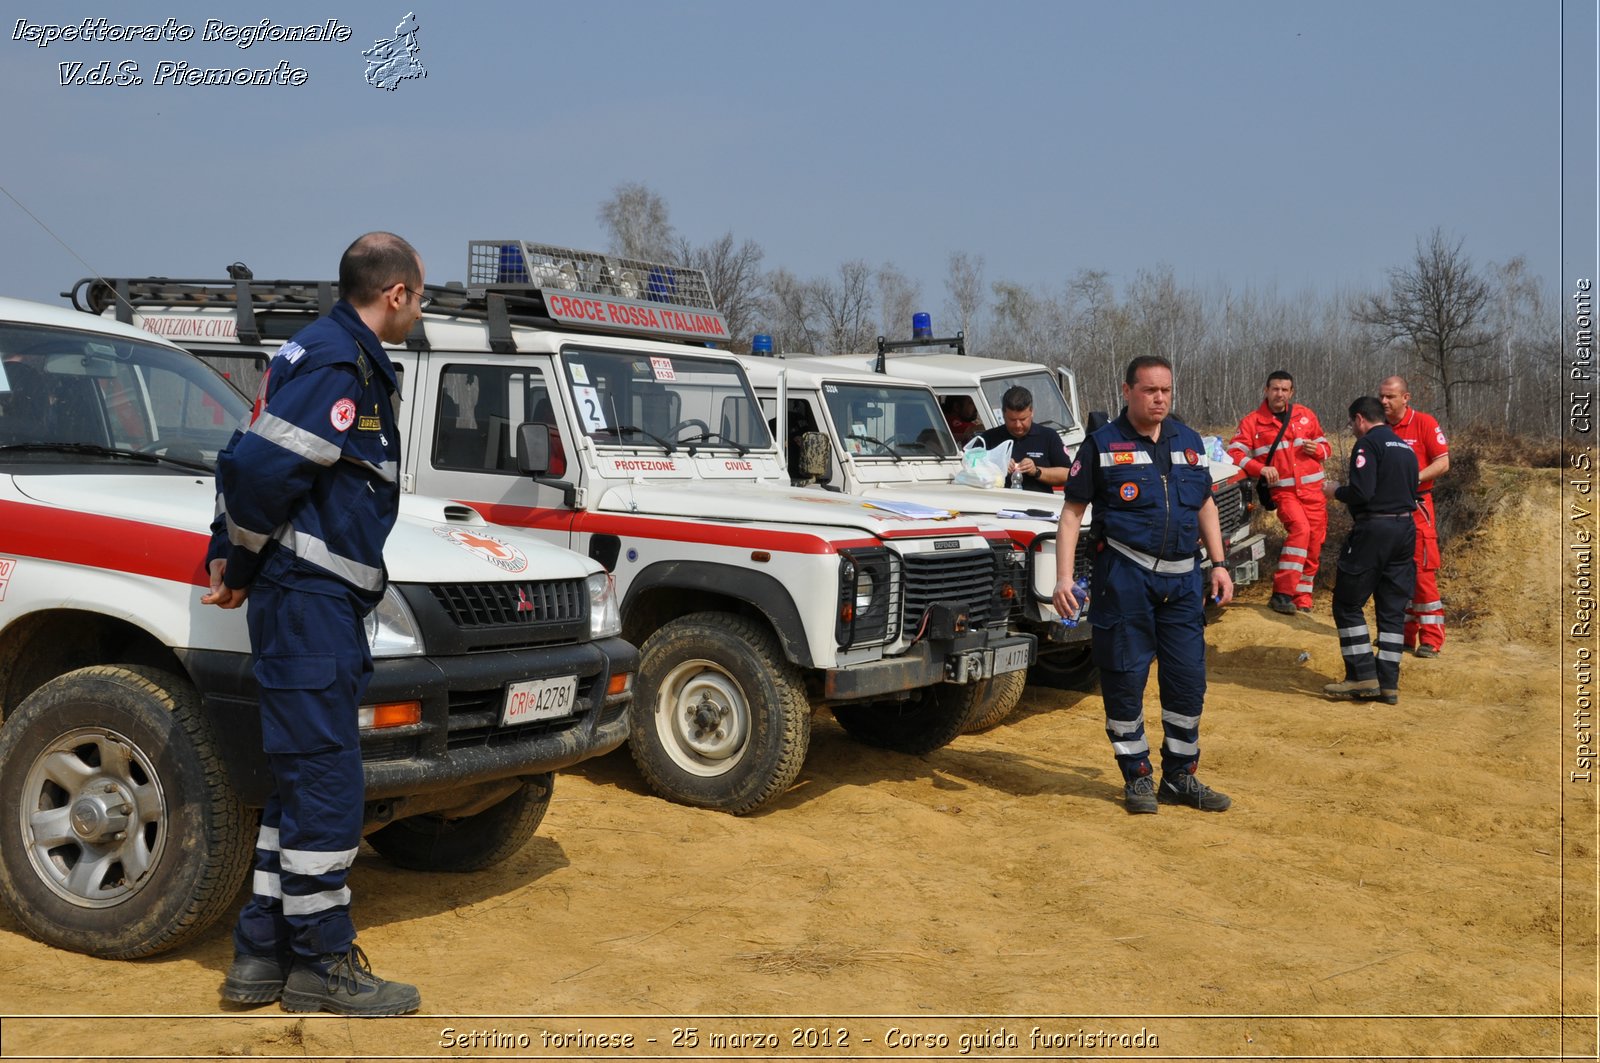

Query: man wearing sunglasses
left=205, top=232, right=424, bottom=1017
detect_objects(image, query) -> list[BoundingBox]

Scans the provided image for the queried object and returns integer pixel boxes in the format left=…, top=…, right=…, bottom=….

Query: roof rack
left=66, top=240, right=733, bottom=351
left=873, top=330, right=966, bottom=373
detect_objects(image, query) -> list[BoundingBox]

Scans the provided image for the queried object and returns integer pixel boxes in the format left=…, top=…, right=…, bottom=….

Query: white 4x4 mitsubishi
left=0, top=296, right=635, bottom=958
left=78, top=242, right=1036, bottom=816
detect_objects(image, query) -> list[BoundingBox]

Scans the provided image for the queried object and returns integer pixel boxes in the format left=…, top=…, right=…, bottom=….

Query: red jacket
left=1227, top=402, right=1331, bottom=501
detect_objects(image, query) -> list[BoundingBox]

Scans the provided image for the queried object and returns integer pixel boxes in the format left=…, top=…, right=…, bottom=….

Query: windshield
left=979, top=370, right=1078, bottom=433
left=0, top=323, right=247, bottom=465
left=819, top=380, right=957, bottom=458
left=562, top=347, right=771, bottom=451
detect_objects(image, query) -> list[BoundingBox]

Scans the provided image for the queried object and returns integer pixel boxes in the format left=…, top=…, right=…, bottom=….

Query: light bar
left=469, top=240, right=717, bottom=310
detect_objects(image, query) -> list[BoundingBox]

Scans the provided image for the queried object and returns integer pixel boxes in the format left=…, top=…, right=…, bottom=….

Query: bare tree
left=812, top=260, right=876, bottom=355
left=943, top=251, right=986, bottom=346
left=875, top=262, right=922, bottom=343
left=673, top=232, right=765, bottom=351
left=1353, top=228, right=1496, bottom=424
left=759, top=268, right=822, bottom=355
left=597, top=182, right=676, bottom=262
left=1061, top=270, right=1123, bottom=414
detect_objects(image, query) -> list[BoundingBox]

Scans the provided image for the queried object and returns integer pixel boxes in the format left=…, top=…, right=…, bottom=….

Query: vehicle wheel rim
left=653, top=658, right=750, bottom=777
left=17, top=727, right=167, bottom=909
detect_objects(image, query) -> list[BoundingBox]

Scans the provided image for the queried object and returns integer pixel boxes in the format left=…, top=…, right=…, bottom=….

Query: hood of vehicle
left=390, top=497, right=598, bottom=583
left=862, top=480, right=1064, bottom=519
left=594, top=480, right=980, bottom=537
left=10, top=474, right=597, bottom=584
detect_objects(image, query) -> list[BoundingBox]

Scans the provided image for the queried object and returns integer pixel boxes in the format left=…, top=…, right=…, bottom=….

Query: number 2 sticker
left=573, top=385, right=605, bottom=432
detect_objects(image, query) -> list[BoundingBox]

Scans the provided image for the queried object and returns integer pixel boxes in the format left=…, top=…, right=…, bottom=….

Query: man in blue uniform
left=978, top=385, right=1070, bottom=493
left=1052, top=356, right=1234, bottom=814
left=1321, top=395, right=1419, bottom=706
left=204, top=232, right=425, bottom=1016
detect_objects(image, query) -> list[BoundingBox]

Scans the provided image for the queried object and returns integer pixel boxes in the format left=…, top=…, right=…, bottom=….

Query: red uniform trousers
left=1271, top=489, right=1328, bottom=609
left=1405, top=494, right=1445, bottom=651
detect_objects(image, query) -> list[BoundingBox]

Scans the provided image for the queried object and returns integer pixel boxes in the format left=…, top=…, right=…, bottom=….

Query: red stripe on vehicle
left=0, top=500, right=210, bottom=586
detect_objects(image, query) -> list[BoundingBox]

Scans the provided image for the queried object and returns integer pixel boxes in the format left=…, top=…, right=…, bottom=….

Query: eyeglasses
left=389, top=281, right=430, bottom=309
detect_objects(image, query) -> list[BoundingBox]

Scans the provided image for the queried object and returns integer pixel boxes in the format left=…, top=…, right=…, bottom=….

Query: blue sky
left=0, top=1, right=1588, bottom=318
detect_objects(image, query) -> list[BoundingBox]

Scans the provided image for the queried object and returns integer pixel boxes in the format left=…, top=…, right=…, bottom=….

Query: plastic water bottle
left=1060, top=577, right=1090, bottom=627
left=1008, top=467, right=1023, bottom=490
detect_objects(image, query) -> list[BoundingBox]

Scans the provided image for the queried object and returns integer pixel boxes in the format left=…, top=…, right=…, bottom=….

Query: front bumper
left=181, top=635, right=638, bottom=808
left=821, top=630, right=1035, bottom=702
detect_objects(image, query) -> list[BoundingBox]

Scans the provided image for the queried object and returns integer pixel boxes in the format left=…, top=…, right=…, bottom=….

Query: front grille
left=1212, top=480, right=1247, bottom=541
left=430, top=579, right=586, bottom=628
left=902, top=548, right=996, bottom=630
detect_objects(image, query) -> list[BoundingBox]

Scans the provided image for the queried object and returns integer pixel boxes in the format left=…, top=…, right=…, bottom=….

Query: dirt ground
left=0, top=468, right=1591, bottom=1062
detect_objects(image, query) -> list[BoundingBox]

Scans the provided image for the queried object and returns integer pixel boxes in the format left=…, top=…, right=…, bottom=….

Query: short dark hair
left=1124, top=354, right=1172, bottom=386
left=1348, top=395, right=1384, bottom=423
left=1001, top=386, right=1033, bottom=413
left=339, top=232, right=420, bottom=304
left=1267, top=369, right=1294, bottom=386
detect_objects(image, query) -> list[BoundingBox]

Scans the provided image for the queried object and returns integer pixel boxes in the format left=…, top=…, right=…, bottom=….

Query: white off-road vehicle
left=76, top=242, right=1035, bottom=816
left=735, top=352, right=1086, bottom=726
left=798, top=326, right=1268, bottom=590
left=0, top=296, right=635, bottom=959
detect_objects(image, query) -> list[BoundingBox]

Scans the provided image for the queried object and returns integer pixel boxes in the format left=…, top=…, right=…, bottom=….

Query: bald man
left=1377, top=376, right=1449, bottom=657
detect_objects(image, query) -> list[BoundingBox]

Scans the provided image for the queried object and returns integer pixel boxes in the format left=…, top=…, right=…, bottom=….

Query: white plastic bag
left=952, top=437, right=1012, bottom=489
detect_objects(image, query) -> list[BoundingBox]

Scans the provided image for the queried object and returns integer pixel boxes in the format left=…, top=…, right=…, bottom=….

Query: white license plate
left=994, top=642, right=1031, bottom=675
left=501, top=675, right=578, bottom=726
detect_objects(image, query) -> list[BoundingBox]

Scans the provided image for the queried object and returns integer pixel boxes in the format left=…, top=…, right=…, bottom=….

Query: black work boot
left=1124, top=775, right=1159, bottom=814
left=1159, top=772, right=1232, bottom=811
left=1269, top=593, right=1295, bottom=614
left=221, top=952, right=290, bottom=1005
left=281, top=944, right=421, bottom=1017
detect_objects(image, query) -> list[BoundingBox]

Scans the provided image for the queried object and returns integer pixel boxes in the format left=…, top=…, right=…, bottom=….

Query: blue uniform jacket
left=208, top=301, right=401, bottom=606
left=1065, top=411, right=1213, bottom=561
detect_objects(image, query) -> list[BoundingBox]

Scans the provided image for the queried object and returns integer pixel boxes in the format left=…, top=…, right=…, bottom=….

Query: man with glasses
left=205, top=232, right=425, bottom=1017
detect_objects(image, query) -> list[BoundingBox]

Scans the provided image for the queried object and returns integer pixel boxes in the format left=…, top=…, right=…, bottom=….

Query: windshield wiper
left=592, top=424, right=676, bottom=454
left=679, top=430, right=750, bottom=457
left=0, top=442, right=212, bottom=471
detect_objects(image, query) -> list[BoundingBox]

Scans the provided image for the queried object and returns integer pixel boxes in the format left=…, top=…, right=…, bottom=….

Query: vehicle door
left=407, top=353, right=581, bottom=549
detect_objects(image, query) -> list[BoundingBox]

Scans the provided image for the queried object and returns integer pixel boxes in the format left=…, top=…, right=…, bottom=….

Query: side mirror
left=515, top=422, right=551, bottom=476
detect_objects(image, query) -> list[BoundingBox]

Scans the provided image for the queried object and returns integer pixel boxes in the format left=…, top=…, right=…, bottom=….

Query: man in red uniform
left=1227, top=370, right=1331, bottom=615
left=1379, top=375, right=1450, bottom=656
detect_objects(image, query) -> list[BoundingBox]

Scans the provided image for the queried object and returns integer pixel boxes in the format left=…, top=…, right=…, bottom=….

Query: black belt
left=1355, top=511, right=1413, bottom=520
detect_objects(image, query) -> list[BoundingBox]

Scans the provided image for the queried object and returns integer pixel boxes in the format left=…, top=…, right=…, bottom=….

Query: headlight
left=364, top=584, right=424, bottom=657
left=588, top=571, right=621, bottom=639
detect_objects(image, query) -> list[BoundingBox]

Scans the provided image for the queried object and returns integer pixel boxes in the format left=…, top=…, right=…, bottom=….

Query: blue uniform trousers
left=1331, top=515, right=1416, bottom=691
left=1090, top=551, right=1208, bottom=782
left=233, top=575, right=371, bottom=963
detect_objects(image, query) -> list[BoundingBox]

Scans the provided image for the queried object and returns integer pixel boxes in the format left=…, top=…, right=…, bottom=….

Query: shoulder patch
left=1355, top=451, right=1367, bottom=469
left=331, top=398, right=357, bottom=433
left=279, top=341, right=305, bottom=364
